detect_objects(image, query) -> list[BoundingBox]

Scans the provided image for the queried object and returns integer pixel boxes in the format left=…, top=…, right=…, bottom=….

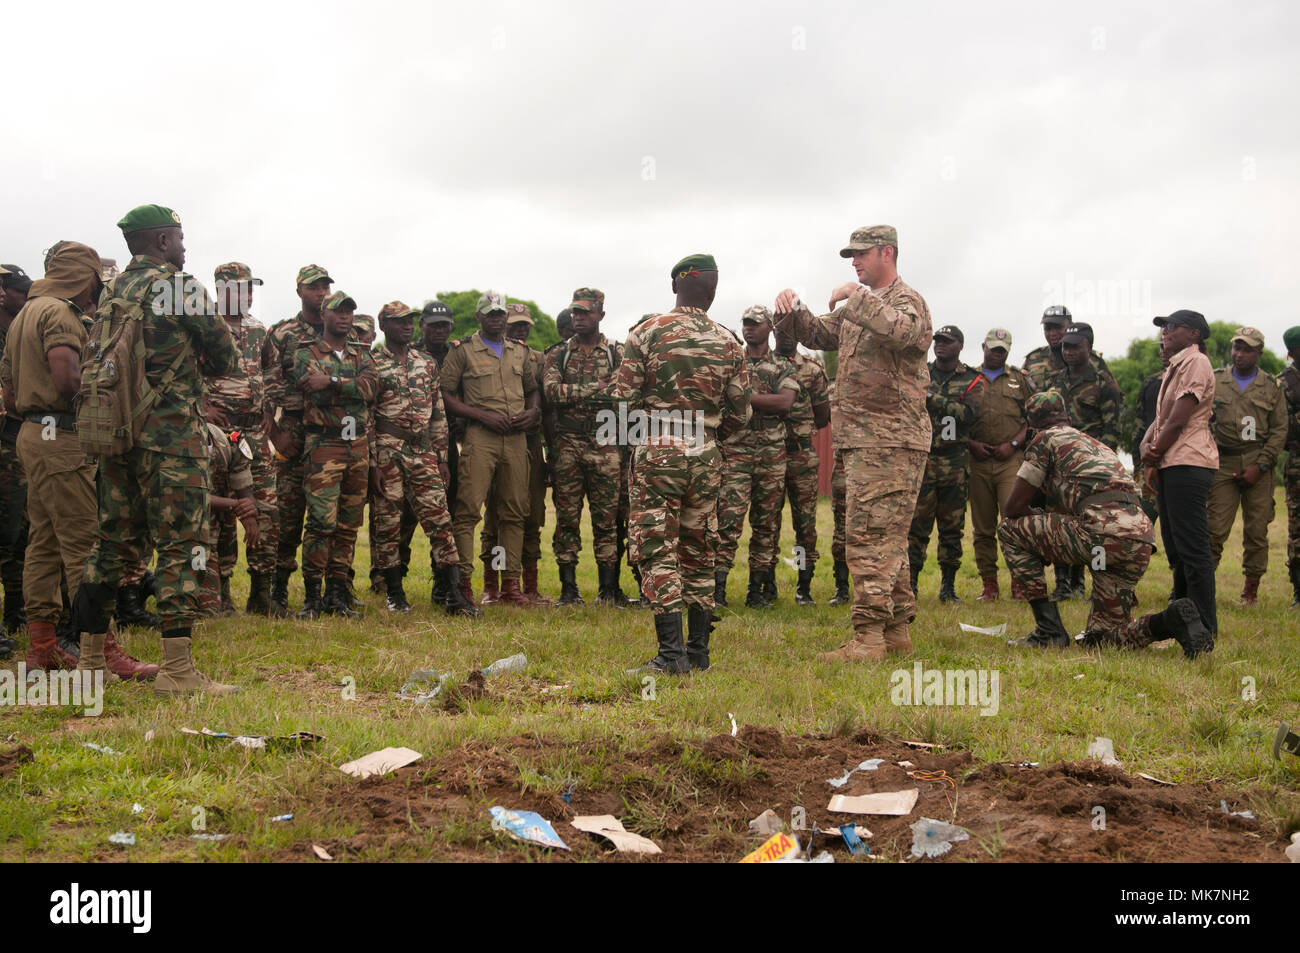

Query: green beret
left=323, top=290, right=357, bottom=312
left=117, top=204, right=182, bottom=234
left=1026, top=390, right=1068, bottom=427
left=670, top=254, right=718, bottom=279
left=1284, top=326, right=1300, bottom=352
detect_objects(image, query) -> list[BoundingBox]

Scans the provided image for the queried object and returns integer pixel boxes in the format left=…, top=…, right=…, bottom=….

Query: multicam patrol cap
left=933, top=325, right=964, bottom=344
left=983, top=328, right=1012, bottom=351
left=1041, top=305, right=1072, bottom=326
left=116, top=204, right=182, bottom=234
left=322, top=290, right=357, bottom=312
left=1230, top=326, right=1264, bottom=349
left=1061, top=322, right=1094, bottom=346
left=1025, top=390, right=1068, bottom=427
left=506, top=302, right=533, bottom=326
left=839, top=225, right=898, bottom=258
left=377, top=300, right=419, bottom=323
left=296, top=264, right=332, bottom=286
left=741, top=304, right=773, bottom=325
left=570, top=288, right=604, bottom=312
left=476, top=290, right=508, bottom=315
left=214, top=261, right=262, bottom=285
left=421, top=300, right=454, bottom=325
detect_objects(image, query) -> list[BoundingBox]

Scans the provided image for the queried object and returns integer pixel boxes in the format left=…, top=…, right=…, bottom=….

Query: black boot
left=1009, top=598, right=1071, bottom=648
left=686, top=605, right=716, bottom=671
left=828, top=561, right=851, bottom=605
left=246, top=571, right=272, bottom=615
left=1070, top=564, right=1087, bottom=600
left=714, top=570, right=729, bottom=607
left=642, top=611, right=689, bottom=674
left=431, top=564, right=448, bottom=606
left=2, top=585, right=25, bottom=633
left=909, top=564, right=920, bottom=598
left=346, top=571, right=365, bottom=609
left=795, top=567, right=815, bottom=605
left=1290, top=562, right=1300, bottom=609
left=745, top=571, right=767, bottom=608
left=597, top=563, right=632, bottom=607
left=440, top=565, right=482, bottom=617
left=369, top=568, right=386, bottom=594
left=326, top=577, right=363, bottom=619
left=1050, top=564, right=1074, bottom=601
left=296, top=575, right=323, bottom=620
left=384, top=567, right=411, bottom=613
left=271, top=568, right=291, bottom=614
left=116, top=585, right=159, bottom=630
left=555, top=564, right=584, bottom=606
left=218, top=576, right=237, bottom=617
left=939, top=565, right=961, bottom=603
left=1151, top=598, right=1214, bottom=658
left=761, top=569, right=777, bottom=606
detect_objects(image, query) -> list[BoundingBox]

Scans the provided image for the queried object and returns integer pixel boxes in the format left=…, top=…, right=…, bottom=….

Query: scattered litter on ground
left=561, top=782, right=578, bottom=804
left=1138, top=773, right=1175, bottom=786
left=82, top=743, right=118, bottom=755
left=1073, top=674, right=1085, bottom=680
left=740, top=831, right=800, bottom=863
left=1219, top=800, right=1255, bottom=820
left=108, top=831, right=135, bottom=846
left=489, top=806, right=569, bottom=850
left=181, top=727, right=323, bottom=750
left=728, top=713, right=738, bottom=737
left=131, top=803, right=143, bottom=815
left=827, top=758, right=885, bottom=788
left=897, top=760, right=915, bottom=769
left=1274, top=723, right=1300, bottom=760
left=396, top=670, right=453, bottom=703
left=0, top=745, right=34, bottom=776
left=910, top=817, right=970, bottom=859
left=338, top=747, right=422, bottom=779
left=482, top=654, right=527, bottom=677
left=1087, top=737, right=1122, bottom=767
left=311, top=844, right=334, bottom=861
left=539, top=684, right=572, bottom=695
left=828, top=789, right=919, bottom=816
left=270, top=813, right=294, bottom=822
left=1287, top=833, right=1300, bottom=863
left=571, top=815, right=662, bottom=854
left=959, top=621, right=1006, bottom=637
left=191, top=833, right=228, bottom=842
left=901, top=740, right=942, bottom=750
left=839, top=824, right=870, bottom=856
left=907, top=769, right=957, bottom=789
left=748, top=809, right=782, bottom=837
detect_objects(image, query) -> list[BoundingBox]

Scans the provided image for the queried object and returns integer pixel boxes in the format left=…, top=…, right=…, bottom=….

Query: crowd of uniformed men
left=1, top=207, right=1298, bottom=692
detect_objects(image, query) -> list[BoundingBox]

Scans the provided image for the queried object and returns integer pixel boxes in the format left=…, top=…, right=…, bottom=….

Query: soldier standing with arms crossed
left=774, top=225, right=932, bottom=661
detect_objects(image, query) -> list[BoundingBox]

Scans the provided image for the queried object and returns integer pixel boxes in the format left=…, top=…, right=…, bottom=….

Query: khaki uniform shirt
left=439, top=332, right=536, bottom=420
left=969, top=366, right=1036, bottom=445
left=0, top=296, right=87, bottom=415
left=1211, top=366, right=1287, bottom=469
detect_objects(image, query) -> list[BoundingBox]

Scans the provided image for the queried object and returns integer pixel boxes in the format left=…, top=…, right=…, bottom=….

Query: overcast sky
left=5, top=0, right=1298, bottom=365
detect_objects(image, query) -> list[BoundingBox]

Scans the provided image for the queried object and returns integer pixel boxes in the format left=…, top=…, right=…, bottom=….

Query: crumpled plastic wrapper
left=909, top=817, right=969, bottom=859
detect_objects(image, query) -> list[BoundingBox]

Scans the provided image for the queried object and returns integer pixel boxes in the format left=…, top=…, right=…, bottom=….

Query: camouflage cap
left=296, top=264, right=332, bottom=286
left=353, top=313, right=375, bottom=335
left=214, top=261, right=262, bottom=285
left=1026, top=390, right=1068, bottom=427
left=506, top=302, right=534, bottom=326
left=1041, top=305, right=1072, bottom=325
left=933, top=324, right=963, bottom=344
left=117, top=204, right=182, bottom=234
left=839, top=225, right=898, bottom=258
left=377, top=300, right=419, bottom=323
left=322, top=290, right=357, bottom=312
left=741, top=304, right=773, bottom=325
left=670, top=254, right=717, bottom=279
left=1231, top=326, right=1264, bottom=349
left=0, top=263, right=31, bottom=293
left=1061, top=322, right=1094, bottom=346
left=421, top=300, right=454, bottom=325
left=570, top=287, right=605, bottom=312
left=1283, top=326, right=1300, bottom=352
left=983, top=328, right=1012, bottom=351
left=476, top=290, right=508, bottom=315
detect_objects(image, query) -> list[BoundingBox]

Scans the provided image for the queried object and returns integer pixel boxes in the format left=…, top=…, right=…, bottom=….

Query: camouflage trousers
left=777, top=443, right=820, bottom=571
left=275, top=416, right=308, bottom=572
left=907, top=450, right=970, bottom=573
left=301, top=435, right=367, bottom=580
left=0, top=438, right=28, bottom=593
left=481, top=435, right=545, bottom=571
left=372, top=445, right=459, bottom=571
left=454, top=427, right=528, bottom=579
left=632, top=440, right=722, bottom=614
left=551, top=432, right=621, bottom=566
left=15, top=424, right=95, bottom=624
left=1287, top=456, right=1300, bottom=568
left=623, top=448, right=639, bottom=567
left=998, top=512, right=1156, bottom=647
left=843, top=447, right=926, bottom=628
left=217, top=426, right=278, bottom=577
left=1208, top=453, right=1275, bottom=578
left=716, top=437, right=787, bottom=573
left=831, top=450, right=846, bottom=563
left=83, top=447, right=210, bottom=630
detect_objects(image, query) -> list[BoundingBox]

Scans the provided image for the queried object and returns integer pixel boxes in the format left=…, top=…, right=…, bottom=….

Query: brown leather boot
left=817, top=621, right=887, bottom=662
left=25, top=621, right=78, bottom=671
left=1241, top=575, right=1260, bottom=607
left=480, top=569, right=501, bottom=605
left=1010, top=578, right=1026, bottom=601
left=104, top=630, right=159, bottom=680
left=498, top=576, right=535, bottom=607
left=883, top=618, right=914, bottom=654
left=77, top=633, right=120, bottom=684
left=153, top=636, right=238, bottom=697
left=458, top=573, right=478, bottom=610
left=976, top=576, right=999, bottom=602
left=520, top=565, right=550, bottom=606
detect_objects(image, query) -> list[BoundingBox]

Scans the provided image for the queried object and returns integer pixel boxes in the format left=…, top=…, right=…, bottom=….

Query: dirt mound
left=0, top=744, right=34, bottom=777
left=275, top=729, right=1286, bottom=862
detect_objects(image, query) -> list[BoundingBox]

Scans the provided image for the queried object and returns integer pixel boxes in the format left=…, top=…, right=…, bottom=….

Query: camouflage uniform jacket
left=263, top=312, right=320, bottom=415
left=100, top=255, right=238, bottom=458
left=606, top=306, right=751, bottom=441
left=726, top=346, right=798, bottom=448
left=779, top=349, right=830, bottom=447
left=543, top=334, right=621, bottom=430
left=1211, top=365, right=1287, bottom=468
left=206, top=317, right=267, bottom=422
left=1023, top=345, right=1113, bottom=388
left=1133, top=370, right=1164, bottom=459
left=774, top=276, right=932, bottom=452
left=371, top=344, right=447, bottom=463
left=1281, top=364, right=1300, bottom=454
left=1016, top=424, right=1153, bottom=544
left=926, top=360, right=983, bottom=456
left=290, top=338, right=378, bottom=433
left=205, top=421, right=253, bottom=498
left=1043, top=362, right=1124, bottom=451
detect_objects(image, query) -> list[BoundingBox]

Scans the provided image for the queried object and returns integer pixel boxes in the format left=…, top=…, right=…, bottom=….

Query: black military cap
left=1041, top=305, right=1072, bottom=326
left=933, top=325, right=964, bottom=345
left=0, top=264, right=32, bottom=294
left=1061, top=322, right=1094, bottom=345
left=1153, top=309, right=1210, bottom=340
left=420, top=300, right=454, bottom=325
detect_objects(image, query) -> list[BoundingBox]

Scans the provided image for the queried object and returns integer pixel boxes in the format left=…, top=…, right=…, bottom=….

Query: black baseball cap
left=1041, top=305, right=1071, bottom=326
left=420, top=300, right=453, bottom=325
left=1061, top=322, right=1094, bottom=345
left=1153, top=309, right=1210, bottom=340
left=0, top=264, right=31, bottom=294
left=933, top=325, right=964, bottom=344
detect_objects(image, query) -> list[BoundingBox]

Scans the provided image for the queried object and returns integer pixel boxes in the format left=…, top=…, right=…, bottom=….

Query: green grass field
left=2, top=492, right=1297, bottom=862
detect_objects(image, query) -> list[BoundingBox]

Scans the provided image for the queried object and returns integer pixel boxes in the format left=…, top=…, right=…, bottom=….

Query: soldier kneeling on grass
left=996, top=391, right=1213, bottom=658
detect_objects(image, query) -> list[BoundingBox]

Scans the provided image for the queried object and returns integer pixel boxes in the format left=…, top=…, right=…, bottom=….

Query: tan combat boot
left=883, top=618, right=914, bottom=654
left=77, top=633, right=120, bottom=684
left=153, top=637, right=238, bottom=697
left=817, top=621, right=887, bottom=662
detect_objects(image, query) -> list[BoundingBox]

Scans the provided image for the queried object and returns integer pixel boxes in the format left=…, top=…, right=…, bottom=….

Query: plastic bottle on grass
left=482, top=653, right=527, bottom=677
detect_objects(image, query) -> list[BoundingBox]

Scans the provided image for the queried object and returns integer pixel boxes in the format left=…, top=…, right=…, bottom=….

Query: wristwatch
left=1010, top=438, right=1020, bottom=450
left=330, top=375, right=340, bottom=387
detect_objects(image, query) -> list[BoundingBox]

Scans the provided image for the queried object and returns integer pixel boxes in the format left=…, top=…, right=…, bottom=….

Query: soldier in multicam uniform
left=774, top=326, right=831, bottom=605
left=714, top=306, right=797, bottom=609
left=204, top=261, right=280, bottom=616
left=197, top=421, right=259, bottom=616
left=907, top=325, right=982, bottom=603
left=287, top=291, right=376, bottom=619
left=543, top=288, right=630, bottom=606
left=0, top=264, right=32, bottom=642
left=1208, top=326, right=1287, bottom=606
left=998, top=391, right=1212, bottom=658
left=368, top=301, right=479, bottom=616
left=1281, top=326, right=1300, bottom=608
left=73, top=205, right=240, bottom=695
left=1042, top=322, right=1123, bottom=602
left=1022, top=305, right=1114, bottom=390
left=775, top=225, right=932, bottom=662
left=597, top=254, right=749, bottom=672
left=263, top=264, right=333, bottom=613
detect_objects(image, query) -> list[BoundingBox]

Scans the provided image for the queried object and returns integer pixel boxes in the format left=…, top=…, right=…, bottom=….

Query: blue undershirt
left=982, top=366, right=1005, bottom=381
left=483, top=337, right=504, bottom=359
left=1232, top=366, right=1257, bottom=392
